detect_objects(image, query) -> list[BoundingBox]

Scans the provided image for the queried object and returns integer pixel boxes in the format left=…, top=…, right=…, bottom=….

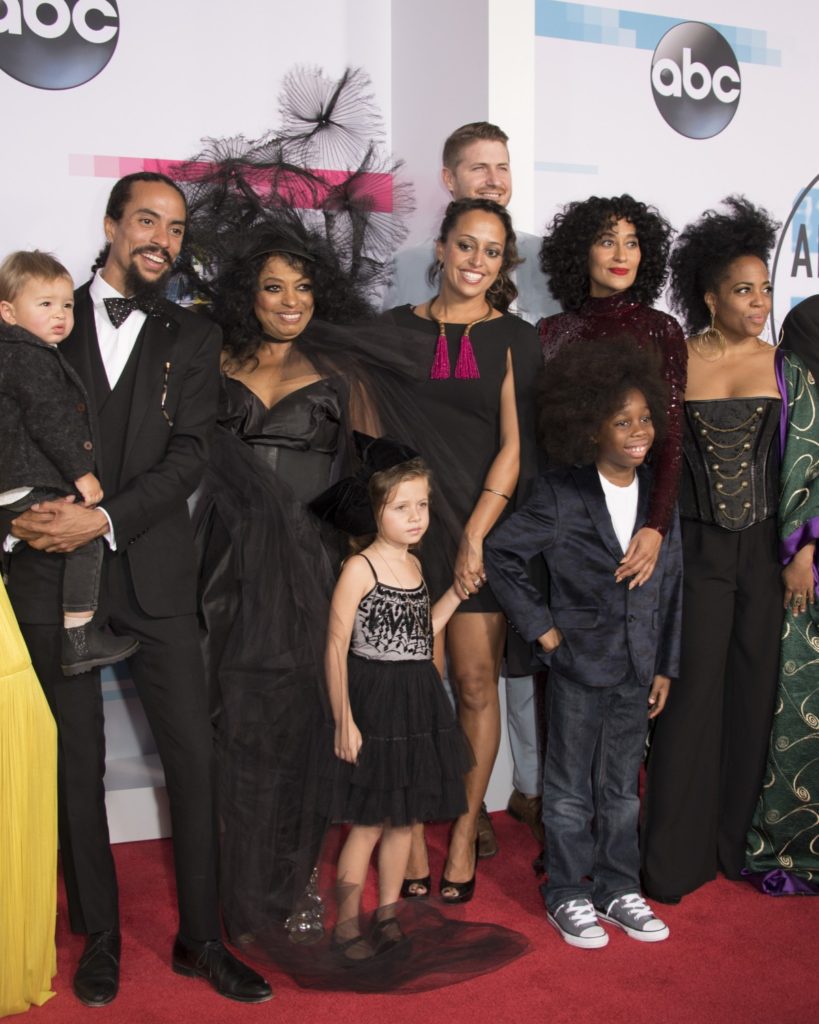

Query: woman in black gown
left=384, top=198, right=542, bottom=901
left=195, top=227, right=380, bottom=949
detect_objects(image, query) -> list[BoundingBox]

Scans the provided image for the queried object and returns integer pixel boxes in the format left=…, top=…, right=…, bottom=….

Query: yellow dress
left=0, top=576, right=57, bottom=1017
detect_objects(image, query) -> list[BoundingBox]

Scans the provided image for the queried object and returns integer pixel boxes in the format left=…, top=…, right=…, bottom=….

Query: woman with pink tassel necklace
left=384, top=197, right=541, bottom=904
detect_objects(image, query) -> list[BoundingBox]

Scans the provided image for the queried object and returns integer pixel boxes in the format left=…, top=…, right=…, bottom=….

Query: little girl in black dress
left=318, top=437, right=473, bottom=957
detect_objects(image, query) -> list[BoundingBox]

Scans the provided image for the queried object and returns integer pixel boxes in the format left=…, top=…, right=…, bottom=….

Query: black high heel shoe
left=440, top=838, right=479, bottom=904
left=400, top=875, right=431, bottom=899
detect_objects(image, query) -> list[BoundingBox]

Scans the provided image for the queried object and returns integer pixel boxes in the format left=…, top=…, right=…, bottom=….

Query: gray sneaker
left=597, top=893, right=670, bottom=942
left=547, top=898, right=609, bottom=949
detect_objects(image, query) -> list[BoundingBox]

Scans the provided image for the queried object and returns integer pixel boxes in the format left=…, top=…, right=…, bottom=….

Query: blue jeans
left=541, top=670, right=647, bottom=911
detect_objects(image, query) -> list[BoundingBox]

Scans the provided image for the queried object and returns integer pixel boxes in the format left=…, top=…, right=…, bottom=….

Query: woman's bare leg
left=442, top=611, right=505, bottom=888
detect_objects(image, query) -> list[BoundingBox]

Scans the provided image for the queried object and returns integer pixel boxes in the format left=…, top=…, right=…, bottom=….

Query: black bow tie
left=103, top=295, right=161, bottom=328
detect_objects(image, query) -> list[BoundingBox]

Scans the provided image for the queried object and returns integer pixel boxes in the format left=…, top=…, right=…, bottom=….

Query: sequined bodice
left=680, top=397, right=781, bottom=530
left=351, top=581, right=433, bottom=662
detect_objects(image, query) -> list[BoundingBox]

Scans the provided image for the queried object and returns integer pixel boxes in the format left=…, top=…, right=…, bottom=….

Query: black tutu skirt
left=328, top=655, right=473, bottom=827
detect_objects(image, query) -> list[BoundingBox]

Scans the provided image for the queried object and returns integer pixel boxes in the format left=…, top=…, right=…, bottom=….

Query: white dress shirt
left=598, top=471, right=639, bottom=555
left=89, top=270, right=148, bottom=388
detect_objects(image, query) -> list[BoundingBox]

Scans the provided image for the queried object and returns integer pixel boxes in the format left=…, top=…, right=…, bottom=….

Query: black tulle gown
left=195, top=374, right=343, bottom=945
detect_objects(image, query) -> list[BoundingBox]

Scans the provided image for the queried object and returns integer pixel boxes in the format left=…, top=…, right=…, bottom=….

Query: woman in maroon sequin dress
left=538, top=195, right=686, bottom=583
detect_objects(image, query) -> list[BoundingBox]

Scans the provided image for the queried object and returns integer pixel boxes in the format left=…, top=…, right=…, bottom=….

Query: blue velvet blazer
left=484, top=463, right=682, bottom=688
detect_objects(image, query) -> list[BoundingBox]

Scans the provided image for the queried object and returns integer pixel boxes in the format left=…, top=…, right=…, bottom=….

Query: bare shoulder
left=337, top=552, right=377, bottom=590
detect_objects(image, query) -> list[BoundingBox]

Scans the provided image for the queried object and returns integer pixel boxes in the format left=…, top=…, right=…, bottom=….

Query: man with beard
left=6, top=173, right=272, bottom=1007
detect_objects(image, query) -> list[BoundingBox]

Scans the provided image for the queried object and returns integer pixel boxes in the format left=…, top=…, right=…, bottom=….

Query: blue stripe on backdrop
left=534, top=1, right=781, bottom=66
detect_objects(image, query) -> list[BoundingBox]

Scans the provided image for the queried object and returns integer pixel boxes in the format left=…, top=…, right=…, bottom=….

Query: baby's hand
left=75, top=472, right=103, bottom=506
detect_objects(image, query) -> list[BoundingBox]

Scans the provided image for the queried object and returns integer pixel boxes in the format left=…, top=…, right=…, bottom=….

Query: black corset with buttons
left=679, top=397, right=781, bottom=531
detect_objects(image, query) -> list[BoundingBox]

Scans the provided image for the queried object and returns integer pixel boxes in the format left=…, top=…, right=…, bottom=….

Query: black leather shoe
left=172, top=938, right=273, bottom=1003
left=73, top=930, right=121, bottom=1007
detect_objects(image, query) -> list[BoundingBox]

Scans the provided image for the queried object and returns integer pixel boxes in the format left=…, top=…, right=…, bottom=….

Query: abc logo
left=0, top=0, right=119, bottom=90
left=651, top=22, right=740, bottom=140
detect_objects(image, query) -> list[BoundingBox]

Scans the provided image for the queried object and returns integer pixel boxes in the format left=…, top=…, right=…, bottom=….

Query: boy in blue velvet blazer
left=485, top=339, right=682, bottom=949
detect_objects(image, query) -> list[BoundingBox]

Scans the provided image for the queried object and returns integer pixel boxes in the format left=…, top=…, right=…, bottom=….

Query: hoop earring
left=692, top=308, right=726, bottom=357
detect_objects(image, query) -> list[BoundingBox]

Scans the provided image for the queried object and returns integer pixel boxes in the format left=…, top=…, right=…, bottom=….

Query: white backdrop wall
left=3, top=0, right=819, bottom=840
left=487, top=0, right=819, bottom=335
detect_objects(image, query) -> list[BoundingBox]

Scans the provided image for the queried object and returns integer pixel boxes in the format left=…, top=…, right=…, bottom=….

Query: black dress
left=384, top=307, right=542, bottom=610
left=330, top=554, right=472, bottom=826
left=195, top=374, right=344, bottom=944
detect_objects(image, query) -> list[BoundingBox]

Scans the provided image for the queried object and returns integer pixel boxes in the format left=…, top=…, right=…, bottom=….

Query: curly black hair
left=211, top=225, right=376, bottom=370
left=426, top=197, right=521, bottom=312
left=668, top=195, right=780, bottom=335
left=539, top=195, right=673, bottom=311
left=538, top=336, right=669, bottom=467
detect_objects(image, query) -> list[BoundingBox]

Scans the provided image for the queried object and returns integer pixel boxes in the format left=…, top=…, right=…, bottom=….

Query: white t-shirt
left=598, top=471, right=639, bottom=554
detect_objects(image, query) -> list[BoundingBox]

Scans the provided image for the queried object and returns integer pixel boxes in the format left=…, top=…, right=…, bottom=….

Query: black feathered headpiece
left=169, top=66, right=413, bottom=315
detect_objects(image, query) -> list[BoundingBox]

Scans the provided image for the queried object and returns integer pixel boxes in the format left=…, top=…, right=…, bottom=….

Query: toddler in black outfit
left=0, top=250, right=138, bottom=674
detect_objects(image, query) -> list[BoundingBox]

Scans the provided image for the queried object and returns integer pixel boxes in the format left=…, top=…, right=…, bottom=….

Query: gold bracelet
left=482, top=487, right=511, bottom=501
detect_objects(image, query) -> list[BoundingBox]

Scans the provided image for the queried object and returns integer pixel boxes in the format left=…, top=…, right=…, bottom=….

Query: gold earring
left=696, top=306, right=725, bottom=353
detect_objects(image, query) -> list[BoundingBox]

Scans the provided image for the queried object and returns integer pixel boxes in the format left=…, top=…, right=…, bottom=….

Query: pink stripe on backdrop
left=68, top=155, right=395, bottom=213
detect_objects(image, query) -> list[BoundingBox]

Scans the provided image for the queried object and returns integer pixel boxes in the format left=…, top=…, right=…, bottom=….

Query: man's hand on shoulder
left=12, top=498, right=108, bottom=553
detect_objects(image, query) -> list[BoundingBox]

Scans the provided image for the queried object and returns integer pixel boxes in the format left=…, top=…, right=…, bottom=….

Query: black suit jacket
left=484, top=463, right=682, bottom=688
left=7, top=281, right=221, bottom=623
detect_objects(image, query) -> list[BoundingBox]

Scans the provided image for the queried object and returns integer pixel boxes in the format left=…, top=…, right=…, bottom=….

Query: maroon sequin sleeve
left=644, top=311, right=686, bottom=534
left=537, top=294, right=688, bottom=535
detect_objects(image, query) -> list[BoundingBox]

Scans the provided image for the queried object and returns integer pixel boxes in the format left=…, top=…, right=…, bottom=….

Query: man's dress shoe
left=172, top=937, right=273, bottom=1003
left=73, top=930, right=121, bottom=1006
left=507, top=788, right=545, bottom=846
left=477, top=801, right=498, bottom=858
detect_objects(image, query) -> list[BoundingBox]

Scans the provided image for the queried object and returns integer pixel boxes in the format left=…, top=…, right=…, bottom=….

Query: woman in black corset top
left=641, top=197, right=810, bottom=901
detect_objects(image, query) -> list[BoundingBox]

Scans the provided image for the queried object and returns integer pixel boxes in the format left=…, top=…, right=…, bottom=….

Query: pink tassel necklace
left=428, top=296, right=492, bottom=380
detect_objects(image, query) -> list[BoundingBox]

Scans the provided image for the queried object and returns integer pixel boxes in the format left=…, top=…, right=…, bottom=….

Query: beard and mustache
left=124, top=245, right=174, bottom=302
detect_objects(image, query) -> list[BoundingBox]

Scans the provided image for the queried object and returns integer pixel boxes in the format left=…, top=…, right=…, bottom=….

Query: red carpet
left=31, top=814, right=817, bottom=1024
